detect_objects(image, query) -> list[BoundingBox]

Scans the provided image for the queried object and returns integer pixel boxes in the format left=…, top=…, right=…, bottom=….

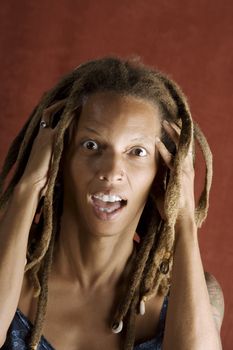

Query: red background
left=0, top=1, right=232, bottom=348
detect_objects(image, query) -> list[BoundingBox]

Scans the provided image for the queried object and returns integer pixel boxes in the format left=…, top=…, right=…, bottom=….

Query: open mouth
left=90, top=193, right=127, bottom=220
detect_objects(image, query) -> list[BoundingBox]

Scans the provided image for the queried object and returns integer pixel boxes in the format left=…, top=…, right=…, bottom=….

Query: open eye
left=82, top=140, right=99, bottom=150
left=131, top=147, right=147, bottom=157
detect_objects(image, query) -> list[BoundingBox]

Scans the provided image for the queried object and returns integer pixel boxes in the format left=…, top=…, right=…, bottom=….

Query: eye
left=82, top=140, right=99, bottom=151
left=131, top=147, right=147, bottom=157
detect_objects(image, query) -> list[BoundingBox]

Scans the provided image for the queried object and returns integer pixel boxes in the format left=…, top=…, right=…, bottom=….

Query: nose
left=97, top=154, right=125, bottom=183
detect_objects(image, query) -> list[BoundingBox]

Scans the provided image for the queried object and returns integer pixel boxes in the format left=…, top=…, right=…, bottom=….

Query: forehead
left=77, top=92, right=161, bottom=134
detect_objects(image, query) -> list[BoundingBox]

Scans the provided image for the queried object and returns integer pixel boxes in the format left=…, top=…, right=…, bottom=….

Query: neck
left=52, top=210, right=137, bottom=293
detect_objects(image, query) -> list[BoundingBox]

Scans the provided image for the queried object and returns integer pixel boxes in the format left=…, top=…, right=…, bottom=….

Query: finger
left=155, top=137, right=173, bottom=169
left=162, top=120, right=180, bottom=148
left=164, top=121, right=195, bottom=162
left=187, top=141, right=194, bottom=155
left=171, top=124, right=194, bottom=161
left=44, top=99, right=67, bottom=116
left=40, top=100, right=67, bottom=127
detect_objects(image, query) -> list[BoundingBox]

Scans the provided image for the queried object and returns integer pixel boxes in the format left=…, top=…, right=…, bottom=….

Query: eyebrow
left=82, top=126, right=155, bottom=143
left=83, top=127, right=102, bottom=136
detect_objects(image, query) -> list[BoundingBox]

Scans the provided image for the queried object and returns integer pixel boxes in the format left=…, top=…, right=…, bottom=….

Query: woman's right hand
left=0, top=102, right=68, bottom=346
left=18, top=100, right=66, bottom=197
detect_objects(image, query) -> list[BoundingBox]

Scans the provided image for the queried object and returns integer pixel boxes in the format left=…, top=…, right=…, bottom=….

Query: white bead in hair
left=112, top=320, right=123, bottom=333
left=139, top=299, right=146, bottom=315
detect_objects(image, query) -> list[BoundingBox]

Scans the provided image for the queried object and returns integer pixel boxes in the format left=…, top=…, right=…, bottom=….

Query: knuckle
left=42, top=108, right=51, bottom=119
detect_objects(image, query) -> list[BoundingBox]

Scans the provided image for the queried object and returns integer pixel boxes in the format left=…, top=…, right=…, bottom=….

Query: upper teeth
left=93, top=194, right=122, bottom=202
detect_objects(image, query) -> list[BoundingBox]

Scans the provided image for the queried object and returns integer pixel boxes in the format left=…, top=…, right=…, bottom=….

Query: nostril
left=98, top=171, right=125, bottom=182
left=99, top=175, right=107, bottom=181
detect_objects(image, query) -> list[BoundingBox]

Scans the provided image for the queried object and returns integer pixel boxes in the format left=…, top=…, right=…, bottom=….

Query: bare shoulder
left=204, top=271, right=224, bottom=331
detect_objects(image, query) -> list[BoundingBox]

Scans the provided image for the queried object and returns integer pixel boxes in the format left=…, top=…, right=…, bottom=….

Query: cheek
left=68, top=155, right=92, bottom=180
left=130, top=165, right=157, bottom=199
left=63, top=157, right=87, bottom=196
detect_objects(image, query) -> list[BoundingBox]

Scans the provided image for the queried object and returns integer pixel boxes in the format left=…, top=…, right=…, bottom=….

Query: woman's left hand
left=155, top=120, right=196, bottom=230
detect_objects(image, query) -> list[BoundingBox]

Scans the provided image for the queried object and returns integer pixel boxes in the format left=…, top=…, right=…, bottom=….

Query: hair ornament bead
left=139, top=297, right=146, bottom=315
left=160, top=259, right=170, bottom=274
left=112, top=320, right=123, bottom=333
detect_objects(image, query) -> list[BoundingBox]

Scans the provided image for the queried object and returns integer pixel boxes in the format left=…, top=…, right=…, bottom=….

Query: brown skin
left=16, top=92, right=223, bottom=349
left=54, top=92, right=161, bottom=290
left=18, top=93, right=165, bottom=349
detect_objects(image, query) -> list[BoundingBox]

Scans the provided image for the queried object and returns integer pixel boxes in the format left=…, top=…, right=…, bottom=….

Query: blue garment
left=2, top=297, right=167, bottom=350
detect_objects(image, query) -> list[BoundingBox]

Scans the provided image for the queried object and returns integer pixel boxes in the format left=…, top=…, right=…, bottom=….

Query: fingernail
left=163, top=120, right=169, bottom=126
left=155, top=136, right=161, bottom=143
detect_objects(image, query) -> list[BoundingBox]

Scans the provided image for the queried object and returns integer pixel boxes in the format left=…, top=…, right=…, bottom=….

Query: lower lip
left=91, top=202, right=125, bottom=221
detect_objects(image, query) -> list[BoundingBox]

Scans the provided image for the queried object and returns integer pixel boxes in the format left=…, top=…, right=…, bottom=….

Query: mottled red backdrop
left=0, top=0, right=232, bottom=348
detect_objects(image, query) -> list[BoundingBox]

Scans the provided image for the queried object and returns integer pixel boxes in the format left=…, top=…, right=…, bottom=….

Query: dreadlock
left=0, top=57, right=212, bottom=350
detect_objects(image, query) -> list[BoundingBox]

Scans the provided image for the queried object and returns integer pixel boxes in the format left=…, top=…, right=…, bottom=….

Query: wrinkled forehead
left=66, top=91, right=162, bottom=147
left=79, top=91, right=161, bottom=127
left=82, top=91, right=160, bottom=110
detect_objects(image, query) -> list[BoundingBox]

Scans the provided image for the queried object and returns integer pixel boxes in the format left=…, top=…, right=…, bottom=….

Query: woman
left=0, top=57, right=224, bottom=349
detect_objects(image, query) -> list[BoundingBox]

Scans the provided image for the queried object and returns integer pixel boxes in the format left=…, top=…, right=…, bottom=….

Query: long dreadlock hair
left=0, top=57, right=212, bottom=349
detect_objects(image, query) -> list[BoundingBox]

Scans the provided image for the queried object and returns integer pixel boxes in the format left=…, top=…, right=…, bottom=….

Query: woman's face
left=63, top=92, right=162, bottom=237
